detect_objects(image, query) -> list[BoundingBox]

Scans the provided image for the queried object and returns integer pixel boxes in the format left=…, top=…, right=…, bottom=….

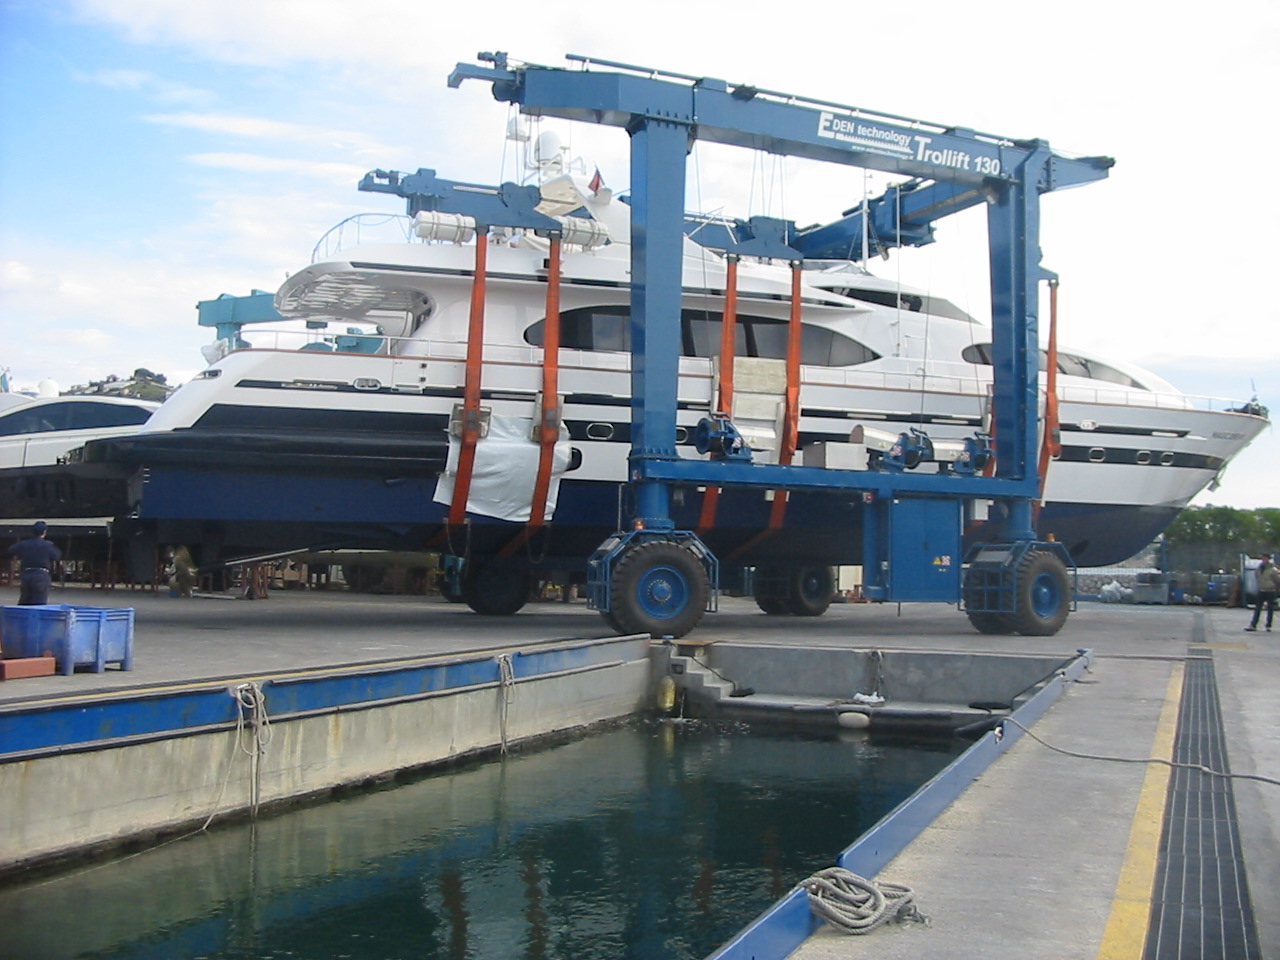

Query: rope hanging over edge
left=803, top=867, right=927, bottom=935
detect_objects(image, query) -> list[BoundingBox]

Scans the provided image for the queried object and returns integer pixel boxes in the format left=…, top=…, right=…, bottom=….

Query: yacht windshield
left=827, top=287, right=975, bottom=323
left=0, top=401, right=154, bottom=436
left=961, top=343, right=1147, bottom=390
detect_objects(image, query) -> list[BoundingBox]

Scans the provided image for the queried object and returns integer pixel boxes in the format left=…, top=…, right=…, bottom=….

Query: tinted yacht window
left=833, top=287, right=974, bottom=322
left=555, top=306, right=631, bottom=352
left=62, top=402, right=155, bottom=429
left=1074, top=358, right=1139, bottom=387
left=1055, top=353, right=1091, bottom=379
left=962, top=343, right=1048, bottom=371
left=962, top=343, right=1144, bottom=389
left=684, top=312, right=748, bottom=359
left=526, top=307, right=879, bottom=367
left=0, top=401, right=153, bottom=436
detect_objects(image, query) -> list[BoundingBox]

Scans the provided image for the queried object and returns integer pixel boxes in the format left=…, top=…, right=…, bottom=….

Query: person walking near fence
left=1245, top=552, right=1280, bottom=632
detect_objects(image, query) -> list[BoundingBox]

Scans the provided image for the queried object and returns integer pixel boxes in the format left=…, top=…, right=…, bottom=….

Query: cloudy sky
left=1, top=0, right=1275, bottom=508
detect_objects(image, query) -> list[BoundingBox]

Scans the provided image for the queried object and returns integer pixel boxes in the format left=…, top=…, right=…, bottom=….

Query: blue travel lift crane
left=438, top=52, right=1113, bottom=638
left=213, top=52, right=1111, bottom=639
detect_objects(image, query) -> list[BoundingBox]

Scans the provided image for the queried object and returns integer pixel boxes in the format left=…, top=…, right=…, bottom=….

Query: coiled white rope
left=233, top=682, right=273, bottom=754
left=803, top=867, right=927, bottom=935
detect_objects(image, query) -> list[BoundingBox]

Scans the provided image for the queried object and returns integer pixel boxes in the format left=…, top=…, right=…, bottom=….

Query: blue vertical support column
left=986, top=142, right=1050, bottom=541
left=861, top=494, right=885, bottom=601
left=626, top=116, right=691, bottom=531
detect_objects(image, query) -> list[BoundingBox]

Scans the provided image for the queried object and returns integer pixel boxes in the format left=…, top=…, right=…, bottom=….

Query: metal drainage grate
left=1143, top=649, right=1262, bottom=959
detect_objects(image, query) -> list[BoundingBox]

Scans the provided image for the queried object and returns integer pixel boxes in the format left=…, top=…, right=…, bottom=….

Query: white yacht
left=0, top=393, right=160, bottom=529
left=70, top=153, right=1266, bottom=606
left=0, top=394, right=159, bottom=471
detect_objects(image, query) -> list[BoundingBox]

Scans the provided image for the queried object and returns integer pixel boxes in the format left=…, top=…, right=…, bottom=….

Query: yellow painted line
left=1096, top=661, right=1183, bottom=960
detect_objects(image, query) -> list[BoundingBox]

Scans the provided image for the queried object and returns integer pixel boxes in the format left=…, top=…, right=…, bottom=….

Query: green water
left=0, top=720, right=964, bottom=960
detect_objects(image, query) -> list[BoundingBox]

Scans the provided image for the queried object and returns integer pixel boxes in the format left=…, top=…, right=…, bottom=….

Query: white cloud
left=81, top=68, right=149, bottom=90
left=0, top=247, right=224, bottom=388
left=67, top=0, right=604, bottom=79
left=77, top=67, right=211, bottom=104
left=0, top=188, right=357, bottom=389
left=1, top=260, right=36, bottom=288
left=145, top=113, right=393, bottom=156
left=192, top=188, right=359, bottom=269
left=188, top=152, right=368, bottom=184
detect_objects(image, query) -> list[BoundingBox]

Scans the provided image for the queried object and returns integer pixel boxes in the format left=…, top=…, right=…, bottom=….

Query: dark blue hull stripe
left=130, top=466, right=1179, bottom=568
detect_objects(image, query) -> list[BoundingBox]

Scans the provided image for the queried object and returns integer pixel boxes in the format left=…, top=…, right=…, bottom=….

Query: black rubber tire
left=753, top=564, right=788, bottom=615
left=461, top=561, right=532, bottom=616
left=1006, top=550, right=1071, bottom=636
left=599, top=608, right=626, bottom=634
left=963, top=566, right=1016, bottom=635
left=787, top=565, right=835, bottom=617
left=608, top=541, right=709, bottom=638
left=755, top=595, right=788, bottom=615
left=966, top=610, right=1016, bottom=635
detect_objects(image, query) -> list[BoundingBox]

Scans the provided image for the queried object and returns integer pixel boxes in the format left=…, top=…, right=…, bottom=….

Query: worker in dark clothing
left=7, top=521, right=61, bottom=605
left=1246, top=552, right=1280, bottom=632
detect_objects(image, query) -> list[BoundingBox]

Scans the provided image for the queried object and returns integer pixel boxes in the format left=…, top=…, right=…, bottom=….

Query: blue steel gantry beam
left=450, top=51, right=1112, bottom=547
left=685, top=179, right=984, bottom=262
left=358, top=167, right=562, bottom=230
left=450, top=53, right=1111, bottom=189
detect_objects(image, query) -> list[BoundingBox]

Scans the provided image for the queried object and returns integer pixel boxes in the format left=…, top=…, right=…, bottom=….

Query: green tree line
left=1165, top=506, right=1280, bottom=546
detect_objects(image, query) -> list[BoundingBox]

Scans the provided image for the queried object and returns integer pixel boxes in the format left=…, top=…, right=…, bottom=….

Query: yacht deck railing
left=311, top=214, right=420, bottom=262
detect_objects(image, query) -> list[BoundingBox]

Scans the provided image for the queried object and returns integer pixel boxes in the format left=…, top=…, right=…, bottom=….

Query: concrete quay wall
left=699, top=641, right=1074, bottom=706
left=1, top=636, right=653, bottom=873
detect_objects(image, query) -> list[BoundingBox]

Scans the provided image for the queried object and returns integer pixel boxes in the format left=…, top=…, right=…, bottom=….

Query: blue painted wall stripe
left=0, top=636, right=648, bottom=760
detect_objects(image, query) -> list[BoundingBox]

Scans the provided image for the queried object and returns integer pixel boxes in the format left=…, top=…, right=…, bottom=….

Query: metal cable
left=1001, top=716, right=1280, bottom=787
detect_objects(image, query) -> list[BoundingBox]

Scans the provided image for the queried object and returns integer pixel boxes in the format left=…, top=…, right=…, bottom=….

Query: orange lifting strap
left=697, top=255, right=739, bottom=533
left=1036, top=279, right=1062, bottom=516
left=447, top=235, right=490, bottom=528
left=528, top=237, right=563, bottom=527
left=497, top=238, right=564, bottom=560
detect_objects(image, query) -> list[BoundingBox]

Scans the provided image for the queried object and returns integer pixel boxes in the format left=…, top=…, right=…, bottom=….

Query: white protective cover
left=433, top=414, right=573, bottom=522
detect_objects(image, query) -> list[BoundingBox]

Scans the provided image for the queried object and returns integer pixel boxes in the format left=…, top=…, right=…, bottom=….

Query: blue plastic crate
left=0, top=605, right=134, bottom=675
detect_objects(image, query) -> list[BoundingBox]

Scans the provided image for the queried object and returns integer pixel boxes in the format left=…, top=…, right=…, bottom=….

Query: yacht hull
left=46, top=455, right=1178, bottom=570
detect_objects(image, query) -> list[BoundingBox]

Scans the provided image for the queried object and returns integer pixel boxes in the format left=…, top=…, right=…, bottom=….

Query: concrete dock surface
left=1, top=582, right=1276, bottom=959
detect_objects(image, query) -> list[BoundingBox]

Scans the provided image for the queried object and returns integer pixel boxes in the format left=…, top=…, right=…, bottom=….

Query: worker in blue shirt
left=7, top=521, right=61, bottom=605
